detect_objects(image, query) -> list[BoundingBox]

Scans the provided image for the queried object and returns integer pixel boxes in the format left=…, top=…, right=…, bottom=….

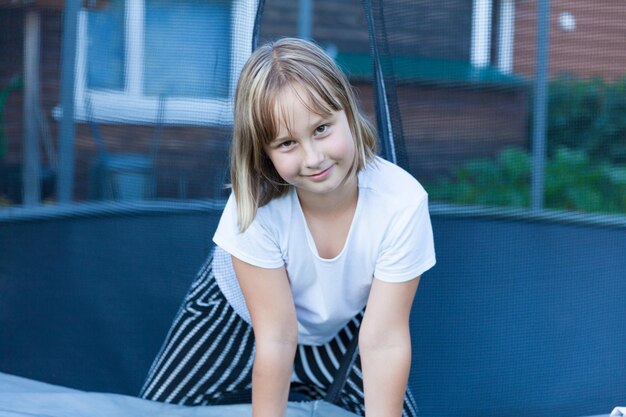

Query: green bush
left=548, top=77, right=626, bottom=164
left=428, top=76, right=626, bottom=214
left=426, top=147, right=626, bottom=214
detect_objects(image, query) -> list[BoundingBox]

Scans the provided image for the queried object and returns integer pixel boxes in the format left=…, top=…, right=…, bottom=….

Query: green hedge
left=548, top=77, right=626, bottom=164
left=427, top=147, right=626, bottom=214
left=426, top=76, right=626, bottom=214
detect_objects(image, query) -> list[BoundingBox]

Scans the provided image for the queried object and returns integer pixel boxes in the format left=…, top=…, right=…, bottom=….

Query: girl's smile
left=305, top=165, right=334, bottom=181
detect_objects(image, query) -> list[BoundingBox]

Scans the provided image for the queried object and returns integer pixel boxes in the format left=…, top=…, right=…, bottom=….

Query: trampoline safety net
left=1, top=1, right=626, bottom=417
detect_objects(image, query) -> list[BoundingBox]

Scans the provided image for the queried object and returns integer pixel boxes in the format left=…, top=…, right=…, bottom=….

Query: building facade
left=1, top=0, right=623, bottom=204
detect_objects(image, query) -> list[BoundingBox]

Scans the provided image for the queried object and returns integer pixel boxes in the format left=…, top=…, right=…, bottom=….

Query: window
left=75, top=0, right=256, bottom=125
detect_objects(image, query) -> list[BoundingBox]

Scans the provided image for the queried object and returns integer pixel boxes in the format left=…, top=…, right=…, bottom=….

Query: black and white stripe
left=140, top=254, right=419, bottom=416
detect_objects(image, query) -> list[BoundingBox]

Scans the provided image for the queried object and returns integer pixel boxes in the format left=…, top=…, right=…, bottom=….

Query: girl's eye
left=314, top=124, right=329, bottom=136
left=278, top=140, right=296, bottom=149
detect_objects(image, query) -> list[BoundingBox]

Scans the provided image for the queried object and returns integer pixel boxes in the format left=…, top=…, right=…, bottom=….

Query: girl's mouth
left=306, top=166, right=333, bottom=181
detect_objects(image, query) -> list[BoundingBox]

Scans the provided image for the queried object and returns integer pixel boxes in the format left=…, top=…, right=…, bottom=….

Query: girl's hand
left=359, top=276, right=421, bottom=417
left=232, top=256, right=298, bottom=417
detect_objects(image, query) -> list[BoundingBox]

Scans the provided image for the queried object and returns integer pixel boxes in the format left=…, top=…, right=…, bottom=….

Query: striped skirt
left=140, top=253, right=419, bottom=417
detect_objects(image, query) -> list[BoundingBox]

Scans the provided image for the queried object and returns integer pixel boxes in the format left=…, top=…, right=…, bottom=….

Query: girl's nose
left=303, top=141, right=324, bottom=168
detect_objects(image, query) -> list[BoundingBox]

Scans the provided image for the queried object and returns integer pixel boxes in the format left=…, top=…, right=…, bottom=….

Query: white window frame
left=471, top=0, right=491, bottom=68
left=496, top=0, right=515, bottom=74
left=73, top=0, right=257, bottom=126
left=471, top=0, right=516, bottom=73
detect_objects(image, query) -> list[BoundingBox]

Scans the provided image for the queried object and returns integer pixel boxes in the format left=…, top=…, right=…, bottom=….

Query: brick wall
left=354, top=82, right=528, bottom=181
left=260, top=0, right=472, bottom=60
left=259, top=0, right=369, bottom=52
left=515, top=0, right=626, bottom=80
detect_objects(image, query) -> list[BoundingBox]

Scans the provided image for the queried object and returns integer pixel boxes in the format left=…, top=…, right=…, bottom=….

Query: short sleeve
left=213, top=194, right=285, bottom=269
left=374, top=193, right=436, bottom=282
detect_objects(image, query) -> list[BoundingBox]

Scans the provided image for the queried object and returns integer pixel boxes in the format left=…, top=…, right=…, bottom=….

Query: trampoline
left=1, top=0, right=626, bottom=416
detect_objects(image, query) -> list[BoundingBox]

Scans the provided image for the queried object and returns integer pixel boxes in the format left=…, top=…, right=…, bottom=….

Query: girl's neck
left=297, top=174, right=358, bottom=218
left=297, top=175, right=359, bottom=260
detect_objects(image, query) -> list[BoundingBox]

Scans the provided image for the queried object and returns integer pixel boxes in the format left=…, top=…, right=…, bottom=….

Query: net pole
left=252, top=0, right=265, bottom=51
left=22, top=9, right=42, bottom=205
left=363, top=0, right=392, bottom=164
left=297, top=0, right=313, bottom=40
left=531, top=0, right=551, bottom=211
left=57, top=0, right=81, bottom=203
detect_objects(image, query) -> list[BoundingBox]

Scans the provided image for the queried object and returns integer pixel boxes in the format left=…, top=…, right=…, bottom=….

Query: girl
left=141, top=38, right=436, bottom=417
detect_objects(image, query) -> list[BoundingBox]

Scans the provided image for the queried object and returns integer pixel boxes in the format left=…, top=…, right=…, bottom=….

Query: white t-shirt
left=213, top=156, right=436, bottom=345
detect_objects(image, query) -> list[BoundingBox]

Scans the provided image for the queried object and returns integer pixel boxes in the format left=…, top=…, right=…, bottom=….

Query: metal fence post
left=57, top=0, right=81, bottom=203
left=23, top=9, right=41, bottom=206
left=532, top=0, right=551, bottom=211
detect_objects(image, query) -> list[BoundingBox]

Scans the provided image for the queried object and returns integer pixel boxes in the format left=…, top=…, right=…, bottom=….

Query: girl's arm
left=359, top=276, right=421, bottom=417
left=232, top=256, right=298, bottom=417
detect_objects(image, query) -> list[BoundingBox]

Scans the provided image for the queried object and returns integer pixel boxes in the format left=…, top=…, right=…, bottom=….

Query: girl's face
left=264, top=85, right=356, bottom=201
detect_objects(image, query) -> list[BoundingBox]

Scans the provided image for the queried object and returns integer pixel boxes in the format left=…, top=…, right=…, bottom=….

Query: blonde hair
left=231, top=37, right=377, bottom=231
